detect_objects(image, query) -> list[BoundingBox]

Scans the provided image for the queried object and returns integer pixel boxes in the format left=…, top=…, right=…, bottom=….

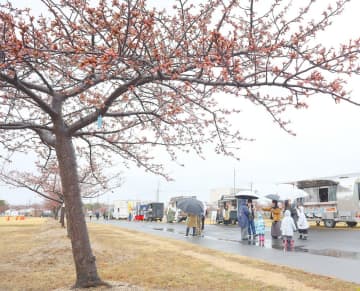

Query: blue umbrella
left=177, top=198, right=204, bottom=216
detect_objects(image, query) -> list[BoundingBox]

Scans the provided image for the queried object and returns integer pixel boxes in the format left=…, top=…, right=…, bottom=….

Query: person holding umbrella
left=185, top=213, right=198, bottom=237
left=176, top=197, right=204, bottom=237
left=238, top=198, right=250, bottom=240
left=235, top=192, right=261, bottom=240
left=247, top=199, right=257, bottom=240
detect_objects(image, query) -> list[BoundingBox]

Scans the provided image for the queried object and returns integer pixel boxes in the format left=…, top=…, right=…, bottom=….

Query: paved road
left=94, top=219, right=360, bottom=284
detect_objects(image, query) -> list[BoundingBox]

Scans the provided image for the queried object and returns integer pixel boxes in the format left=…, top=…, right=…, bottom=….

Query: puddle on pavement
left=152, top=227, right=177, bottom=233
left=151, top=227, right=360, bottom=260
left=294, top=247, right=360, bottom=260
left=237, top=238, right=360, bottom=260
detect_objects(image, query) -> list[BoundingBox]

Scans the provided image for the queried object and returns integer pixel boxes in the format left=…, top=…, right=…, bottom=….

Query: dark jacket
left=238, top=199, right=249, bottom=228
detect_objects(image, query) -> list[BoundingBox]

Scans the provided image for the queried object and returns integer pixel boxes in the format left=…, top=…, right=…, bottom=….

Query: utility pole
left=233, top=168, right=236, bottom=195
left=156, top=181, right=160, bottom=202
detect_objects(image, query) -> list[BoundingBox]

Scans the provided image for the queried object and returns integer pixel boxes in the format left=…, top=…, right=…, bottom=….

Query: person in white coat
left=280, top=210, right=297, bottom=250
left=297, top=206, right=309, bottom=240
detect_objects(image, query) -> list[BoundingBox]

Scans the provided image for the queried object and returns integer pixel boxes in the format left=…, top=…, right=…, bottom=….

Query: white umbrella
left=291, top=189, right=309, bottom=199
left=235, top=190, right=260, bottom=200
left=276, top=184, right=308, bottom=200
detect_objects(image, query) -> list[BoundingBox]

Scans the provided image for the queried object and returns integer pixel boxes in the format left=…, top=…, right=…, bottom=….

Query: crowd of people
left=182, top=198, right=309, bottom=251
left=238, top=198, right=309, bottom=250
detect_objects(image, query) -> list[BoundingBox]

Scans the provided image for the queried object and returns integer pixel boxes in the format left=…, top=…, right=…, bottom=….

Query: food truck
left=289, top=173, right=360, bottom=228
left=216, top=195, right=238, bottom=224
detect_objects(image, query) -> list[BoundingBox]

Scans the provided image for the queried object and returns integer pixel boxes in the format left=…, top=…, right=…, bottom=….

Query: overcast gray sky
left=1, top=0, right=360, bottom=205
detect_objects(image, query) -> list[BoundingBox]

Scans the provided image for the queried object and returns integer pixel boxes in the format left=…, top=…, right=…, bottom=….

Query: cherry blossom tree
left=0, top=0, right=359, bottom=287
left=0, top=155, right=122, bottom=226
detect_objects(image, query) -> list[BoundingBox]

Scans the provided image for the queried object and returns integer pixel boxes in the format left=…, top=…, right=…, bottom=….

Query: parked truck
left=144, top=202, right=164, bottom=221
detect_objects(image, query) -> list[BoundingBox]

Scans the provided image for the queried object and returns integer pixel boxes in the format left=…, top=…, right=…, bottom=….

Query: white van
left=112, top=200, right=129, bottom=220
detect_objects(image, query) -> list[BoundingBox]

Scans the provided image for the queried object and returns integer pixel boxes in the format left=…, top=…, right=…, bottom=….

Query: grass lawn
left=0, top=217, right=359, bottom=290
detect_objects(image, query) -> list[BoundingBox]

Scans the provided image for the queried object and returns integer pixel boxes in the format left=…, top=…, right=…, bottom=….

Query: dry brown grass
left=0, top=217, right=75, bottom=290
left=0, top=217, right=359, bottom=291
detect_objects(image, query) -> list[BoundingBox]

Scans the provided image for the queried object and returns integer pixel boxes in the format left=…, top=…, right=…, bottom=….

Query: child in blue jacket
left=256, top=212, right=266, bottom=246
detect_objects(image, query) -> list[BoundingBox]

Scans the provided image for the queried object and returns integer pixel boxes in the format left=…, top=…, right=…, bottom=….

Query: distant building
left=209, top=187, right=250, bottom=203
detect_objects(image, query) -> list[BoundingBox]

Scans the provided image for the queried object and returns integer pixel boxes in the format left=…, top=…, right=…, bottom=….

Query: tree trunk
left=65, top=206, right=71, bottom=238
left=59, top=206, right=65, bottom=228
left=54, top=132, right=105, bottom=288
left=54, top=205, right=60, bottom=220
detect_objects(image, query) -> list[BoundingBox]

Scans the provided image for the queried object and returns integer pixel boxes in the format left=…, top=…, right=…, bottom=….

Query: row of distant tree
left=0, top=200, right=9, bottom=214
left=0, top=198, right=108, bottom=217
left=0, top=199, right=52, bottom=215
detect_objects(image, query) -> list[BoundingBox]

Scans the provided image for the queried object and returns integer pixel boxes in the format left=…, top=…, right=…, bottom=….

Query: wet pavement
left=96, top=219, right=360, bottom=284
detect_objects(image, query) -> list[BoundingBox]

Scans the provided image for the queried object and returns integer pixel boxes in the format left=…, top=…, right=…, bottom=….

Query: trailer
left=289, top=173, right=360, bottom=228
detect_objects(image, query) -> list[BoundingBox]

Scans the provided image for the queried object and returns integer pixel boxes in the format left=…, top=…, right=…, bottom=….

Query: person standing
left=247, top=199, right=256, bottom=240
left=238, top=199, right=250, bottom=240
left=201, top=203, right=207, bottom=231
left=223, top=206, right=230, bottom=225
left=166, top=207, right=175, bottom=223
left=297, top=206, right=309, bottom=240
left=255, top=212, right=266, bottom=246
left=196, top=215, right=202, bottom=236
left=185, top=213, right=197, bottom=237
left=262, top=200, right=282, bottom=239
left=284, top=199, right=299, bottom=229
left=281, top=210, right=297, bottom=251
